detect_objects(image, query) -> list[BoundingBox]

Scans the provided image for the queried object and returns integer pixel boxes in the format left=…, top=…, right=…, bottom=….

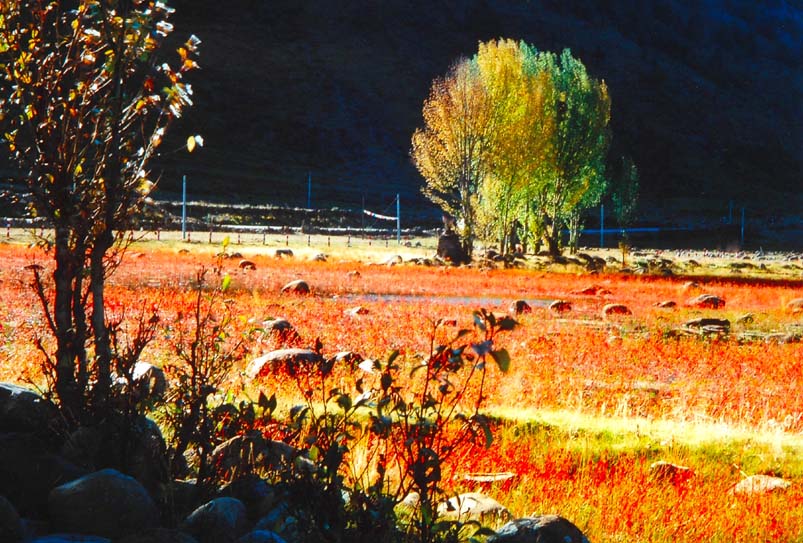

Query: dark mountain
left=6, top=0, right=801, bottom=225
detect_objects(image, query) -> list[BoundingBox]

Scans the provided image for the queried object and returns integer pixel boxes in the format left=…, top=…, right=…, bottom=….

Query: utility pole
left=182, top=175, right=187, bottom=240
left=600, top=204, right=604, bottom=248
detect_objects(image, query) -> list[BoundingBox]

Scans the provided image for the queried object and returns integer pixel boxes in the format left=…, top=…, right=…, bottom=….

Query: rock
left=548, top=300, right=572, bottom=313
left=735, top=313, right=754, bottom=324
left=0, top=383, right=57, bottom=433
left=254, top=502, right=299, bottom=541
left=686, top=294, right=726, bottom=309
left=118, top=528, right=199, bottom=543
left=262, top=318, right=294, bottom=333
left=656, top=300, right=676, bottom=308
left=280, top=279, right=309, bottom=294
left=509, top=300, right=532, bottom=315
left=602, top=303, right=631, bottom=318
left=219, top=474, right=276, bottom=519
left=181, top=497, right=249, bottom=543
left=649, top=461, right=694, bottom=484
left=0, top=494, right=23, bottom=542
left=333, top=351, right=363, bottom=369
left=437, top=492, right=511, bottom=524
left=489, top=515, right=591, bottom=543
left=239, top=260, right=256, bottom=270
left=605, top=335, right=623, bottom=346
left=311, top=253, right=327, bottom=262
left=382, top=255, right=403, bottom=266
left=787, top=298, right=803, bottom=313
left=682, top=281, right=700, bottom=291
left=346, top=270, right=360, bottom=278
left=731, top=474, right=791, bottom=495
left=571, top=285, right=611, bottom=296
left=436, top=231, right=469, bottom=265
left=245, top=349, right=323, bottom=379
left=236, top=530, right=287, bottom=543
left=683, top=317, right=730, bottom=331
left=129, top=362, right=167, bottom=402
left=345, top=306, right=369, bottom=316
left=0, top=432, right=87, bottom=517
left=48, top=469, right=158, bottom=539
left=274, top=249, right=293, bottom=258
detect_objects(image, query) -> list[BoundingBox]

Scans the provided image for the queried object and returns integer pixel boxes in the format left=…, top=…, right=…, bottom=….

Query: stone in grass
left=437, top=492, right=512, bottom=524
left=731, top=474, right=791, bottom=496
left=602, top=303, right=631, bottom=318
left=489, top=515, right=591, bottom=543
left=787, top=298, right=803, bottom=313
left=48, top=469, right=158, bottom=539
left=509, top=300, right=532, bottom=315
left=280, top=279, right=309, bottom=294
left=181, top=497, right=249, bottom=543
left=245, top=349, right=323, bottom=380
left=548, top=300, right=572, bottom=313
left=686, top=293, right=726, bottom=309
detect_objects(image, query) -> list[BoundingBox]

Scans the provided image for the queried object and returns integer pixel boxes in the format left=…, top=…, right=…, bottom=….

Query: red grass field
left=1, top=242, right=801, bottom=541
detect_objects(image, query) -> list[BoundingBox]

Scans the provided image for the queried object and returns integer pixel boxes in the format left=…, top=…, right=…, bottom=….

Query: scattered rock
left=261, top=318, right=294, bottom=333
left=787, top=298, right=803, bottom=313
left=345, top=306, right=369, bottom=316
left=656, top=300, right=676, bottom=308
left=731, top=474, right=791, bottom=496
left=245, top=349, right=323, bottom=379
left=548, top=300, right=572, bottom=313
left=682, top=281, right=700, bottom=291
left=606, top=335, right=623, bottom=346
left=683, top=317, right=730, bottom=331
left=280, top=280, right=309, bottom=294
left=122, top=362, right=167, bottom=402
left=219, top=474, right=276, bottom=519
left=509, top=300, right=532, bottom=315
left=311, top=253, right=327, bottom=262
left=489, top=515, right=591, bottom=543
left=382, top=255, right=403, bottom=266
left=649, top=461, right=694, bottom=484
left=48, top=468, right=158, bottom=539
left=181, top=497, right=249, bottom=543
left=735, top=313, right=754, bottom=324
left=346, top=270, right=361, bottom=278
left=571, top=285, right=612, bottom=296
left=602, top=303, right=631, bottom=318
left=686, top=294, right=726, bottom=309
left=437, top=492, right=511, bottom=524
left=0, top=494, right=23, bottom=542
left=239, top=260, right=256, bottom=270
left=0, top=383, right=57, bottom=433
left=274, top=249, right=293, bottom=258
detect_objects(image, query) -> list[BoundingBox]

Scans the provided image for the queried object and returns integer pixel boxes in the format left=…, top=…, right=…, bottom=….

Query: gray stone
left=509, top=300, right=532, bottom=315
left=489, top=515, right=591, bottom=543
left=731, top=474, right=791, bottom=495
left=686, top=293, right=726, bottom=309
left=48, top=468, right=158, bottom=539
left=602, top=303, right=631, bottom=318
left=548, top=300, right=571, bottom=313
left=437, top=492, right=511, bottom=524
left=245, top=349, right=323, bottom=379
left=0, top=383, right=56, bottom=433
left=181, top=497, right=249, bottom=543
left=280, top=279, right=309, bottom=294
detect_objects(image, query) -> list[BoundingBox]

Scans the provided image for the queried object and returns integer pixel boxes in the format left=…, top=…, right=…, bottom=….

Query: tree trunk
left=53, top=226, right=81, bottom=421
left=90, top=231, right=114, bottom=411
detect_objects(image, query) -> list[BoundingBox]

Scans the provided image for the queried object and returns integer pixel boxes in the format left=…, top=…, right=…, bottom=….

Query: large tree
left=411, top=58, right=497, bottom=258
left=0, top=0, right=199, bottom=422
left=534, top=49, right=610, bottom=256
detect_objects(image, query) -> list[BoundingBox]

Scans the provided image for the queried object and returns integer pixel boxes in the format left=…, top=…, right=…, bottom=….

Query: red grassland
left=1, top=242, right=801, bottom=541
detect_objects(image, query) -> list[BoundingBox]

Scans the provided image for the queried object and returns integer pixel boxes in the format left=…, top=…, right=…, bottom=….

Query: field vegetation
left=1, top=234, right=801, bottom=542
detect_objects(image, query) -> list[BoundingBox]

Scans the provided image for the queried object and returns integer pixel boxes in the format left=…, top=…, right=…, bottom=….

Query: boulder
left=731, top=474, right=791, bottom=496
left=274, top=249, right=293, bottom=258
left=509, top=300, right=532, bottom=315
left=118, top=529, right=199, bottom=543
left=261, top=318, right=294, bottom=333
left=382, top=255, right=403, bottom=266
left=602, top=304, right=631, bottom=318
left=489, top=515, right=591, bottom=543
left=219, top=474, right=276, bottom=519
left=129, top=362, right=167, bottom=402
left=0, top=383, right=57, bottom=433
left=436, top=231, right=469, bottom=265
left=437, top=492, right=511, bottom=524
left=686, top=294, right=726, bottom=309
left=0, top=494, right=23, bottom=542
left=0, top=432, right=87, bottom=517
left=656, top=300, right=676, bottom=308
left=280, top=280, right=309, bottom=294
left=236, top=530, right=287, bottom=543
left=735, top=313, right=754, bottom=324
left=787, top=298, right=803, bottom=313
left=180, top=497, right=249, bottom=543
left=548, top=300, right=572, bottom=313
left=245, top=349, right=323, bottom=379
left=239, top=260, right=256, bottom=270
left=683, top=317, right=730, bottom=330
left=48, top=468, right=158, bottom=539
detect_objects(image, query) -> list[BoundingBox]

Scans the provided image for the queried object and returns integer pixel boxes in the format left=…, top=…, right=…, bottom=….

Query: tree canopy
left=412, top=39, right=613, bottom=257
